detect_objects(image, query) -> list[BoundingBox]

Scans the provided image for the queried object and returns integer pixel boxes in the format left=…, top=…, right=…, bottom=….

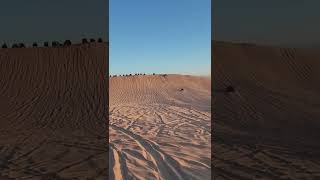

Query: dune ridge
left=110, top=75, right=210, bottom=108
left=0, top=43, right=108, bottom=179
left=109, top=74, right=211, bottom=179
left=213, top=41, right=320, bottom=179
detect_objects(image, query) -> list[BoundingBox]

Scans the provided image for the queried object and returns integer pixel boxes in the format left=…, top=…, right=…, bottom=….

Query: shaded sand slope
left=213, top=41, right=320, bottom=179
left=0, top=43, right=108, bottom=179
left=109, top=75, right=211, bottom=179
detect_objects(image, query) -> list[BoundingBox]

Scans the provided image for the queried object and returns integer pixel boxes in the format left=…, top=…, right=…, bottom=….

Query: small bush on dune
left=226, top=86, right=235, bottom=93
left=2, top=43, right=7, bottom=48
left=64, top=40, right=72, bottom=46
left=82, top=38, right=88, bottom=44
left=18, top=43, right=25, bottom=48
left=52, top=41, right=60, bottom=47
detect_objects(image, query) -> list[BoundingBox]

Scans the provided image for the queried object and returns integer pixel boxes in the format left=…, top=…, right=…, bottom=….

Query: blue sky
left=110, top=0, right=211, bottom=75
left=214, top=0, right=320, bottom=47
left=0, top=0, right=107, bottom=45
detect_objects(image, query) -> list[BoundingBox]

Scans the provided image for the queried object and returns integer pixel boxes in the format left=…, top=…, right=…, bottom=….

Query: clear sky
left=0, top=0, right=108, bottom=45
left=214, top=0, right=320, bottom=47
left=110, top=0, right=211, bottom=76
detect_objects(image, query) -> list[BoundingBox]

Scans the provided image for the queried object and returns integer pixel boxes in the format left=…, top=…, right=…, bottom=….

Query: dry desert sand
left=0, top=43, right=108, bottom=179
left=213, top=41, right=320, bottom=179
left=109, top=74, right=211, bottom=179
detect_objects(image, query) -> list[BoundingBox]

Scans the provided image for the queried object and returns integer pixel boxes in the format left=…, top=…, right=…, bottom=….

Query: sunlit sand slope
left=213, top=41, right=320, bottom=179
left=109, top=75, right=211, bottom=180
left=0, top=43, right=108, bottom=179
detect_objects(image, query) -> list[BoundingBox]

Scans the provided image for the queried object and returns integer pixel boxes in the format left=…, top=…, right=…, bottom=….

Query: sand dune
left=213, top=41, right=320, bottom=179
left=109, top=75, right=211, bottom=179
left=0, top=43, right=108, bottom=179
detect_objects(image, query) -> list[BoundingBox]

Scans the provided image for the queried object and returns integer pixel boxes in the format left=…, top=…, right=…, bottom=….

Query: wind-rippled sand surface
left=0, top=43, right=108, bottom=179
left=213, top=41, right=320, bottom=179
left=109, top=75, right=211, bottom=180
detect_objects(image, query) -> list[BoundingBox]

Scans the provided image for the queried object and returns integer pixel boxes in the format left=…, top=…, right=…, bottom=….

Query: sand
left=213, top=41, right=320, bottom=179
left=109, top=74, right=211, bottom=179
left=0, top=43, right=108, bottom=179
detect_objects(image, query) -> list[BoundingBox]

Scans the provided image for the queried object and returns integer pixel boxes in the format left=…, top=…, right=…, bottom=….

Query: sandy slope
left=109, top=74, right=211, bottom=179
left=0, top=43, right=108, bottom=179
left=213, top=41, right=320, bottom=179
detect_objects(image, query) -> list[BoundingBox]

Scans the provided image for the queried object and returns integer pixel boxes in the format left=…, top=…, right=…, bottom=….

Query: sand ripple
left=109, top=75, right=211, bottom=180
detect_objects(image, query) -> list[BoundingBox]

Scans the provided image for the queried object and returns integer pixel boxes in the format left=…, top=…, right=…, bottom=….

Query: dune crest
left=110, top=75, right=210, bottom=110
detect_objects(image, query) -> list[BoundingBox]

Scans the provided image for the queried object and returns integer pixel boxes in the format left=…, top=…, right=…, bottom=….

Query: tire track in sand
left=110, top=124, right=189, bottom=180
left=109, top=143, right=131, bottom=180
